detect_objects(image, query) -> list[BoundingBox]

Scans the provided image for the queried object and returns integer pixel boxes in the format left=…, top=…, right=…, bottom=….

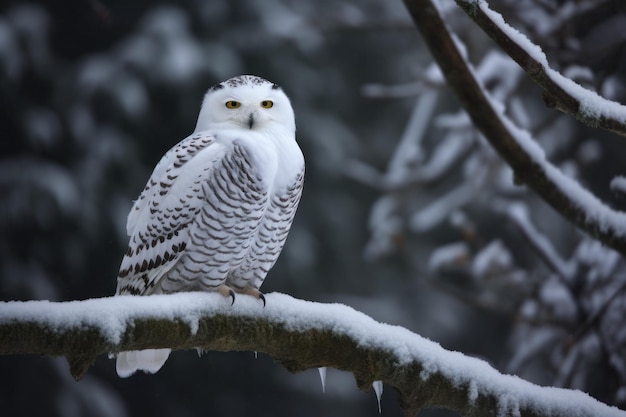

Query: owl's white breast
left=214, top=127, right=304, bottom=193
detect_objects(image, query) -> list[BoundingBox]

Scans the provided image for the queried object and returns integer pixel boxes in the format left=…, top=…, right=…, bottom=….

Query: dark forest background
left=1, top=0, right=626, bottom=416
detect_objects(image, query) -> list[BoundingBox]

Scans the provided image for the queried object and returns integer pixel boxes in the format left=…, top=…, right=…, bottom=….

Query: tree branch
left=455, top=0, right=626, bottom=138
left=402, top=0, right=626, bottom=255
left=0, top=293, right=623, bottom=417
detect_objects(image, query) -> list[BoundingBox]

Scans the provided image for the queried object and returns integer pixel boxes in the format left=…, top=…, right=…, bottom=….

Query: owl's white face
left=195, top=75, right=296, bottom=135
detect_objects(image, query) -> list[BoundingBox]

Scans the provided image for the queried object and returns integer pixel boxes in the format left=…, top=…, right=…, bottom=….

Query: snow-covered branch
left=402, top=0, right=626, bottom=255
left=455, top=0, right=626, bottom=138
left=0, top=292, right=623, bottom=417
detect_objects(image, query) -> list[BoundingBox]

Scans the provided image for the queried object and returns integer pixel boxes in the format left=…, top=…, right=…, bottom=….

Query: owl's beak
left=247, top=112, right=255, bottom=129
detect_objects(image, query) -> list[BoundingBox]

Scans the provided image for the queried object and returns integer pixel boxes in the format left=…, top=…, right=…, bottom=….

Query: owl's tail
left=116, top=349, right=171, bottom=378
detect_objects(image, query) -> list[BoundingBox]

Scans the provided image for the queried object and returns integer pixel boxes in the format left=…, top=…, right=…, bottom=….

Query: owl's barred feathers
left=115, top=75, right=304, bottom=377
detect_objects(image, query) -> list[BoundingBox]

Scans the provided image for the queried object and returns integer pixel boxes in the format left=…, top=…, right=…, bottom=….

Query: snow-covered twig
left=362, top=63, right=445, bottom=99
left=0, top=292, right=624, bottom=417
left=505, top=203, right=575, bottom=282
left=344, top=133, right=473, bottom=192
left=411, top=167, right=486, bottom=232
left=455, top=0, right=626, bottom=138
left=387, top=90, right=438, bottom=182
left=402, top=0, right=626, bottom=255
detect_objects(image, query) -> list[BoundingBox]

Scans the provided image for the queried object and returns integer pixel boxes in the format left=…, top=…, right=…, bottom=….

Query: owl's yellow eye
left=225, top=101, right=241, bottom=109
left=260, top=100, right=274, bottom=109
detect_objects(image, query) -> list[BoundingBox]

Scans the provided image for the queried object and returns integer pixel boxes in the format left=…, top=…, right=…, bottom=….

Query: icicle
left=317, top=367, right=327, bottom=393
left=254, top=351, right=258, bottom=359
left=372, top=380, right=383, bottom=413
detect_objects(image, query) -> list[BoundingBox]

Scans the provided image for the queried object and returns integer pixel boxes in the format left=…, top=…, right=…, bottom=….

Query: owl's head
left=195, top=75, right=295, bottom=135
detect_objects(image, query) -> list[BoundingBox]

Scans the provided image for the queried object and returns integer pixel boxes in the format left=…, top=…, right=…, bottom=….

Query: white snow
left=539, top=278, right=577, bottom=323
left=418, top=132, right=474, bottom=181
left=471, top=0, right=626, bottom=125
left=471, top=240, right=512, bottom=280
left=552, top=68, right=626, bottom=122
left=468, top=379, right=479, bottom=404
left=364, top=195, right=403, bottom=260
left=386, top=91, right=438, bottom=183
left=610, top=176, right=626, bottom=195
left=476, top=1, right=548, bottom=66
left=475, top=51, right=523, bottom=103
left=429, top=242, right=470, bottom=272
left=411, top=165, right=486, bottom=232
left=0, top=292, right=624, bottom=416
left=574, top=239, right=620, bottom=283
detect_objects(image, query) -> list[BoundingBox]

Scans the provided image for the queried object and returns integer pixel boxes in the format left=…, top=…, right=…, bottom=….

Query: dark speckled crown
left=209, top=75, right=281, bottom=92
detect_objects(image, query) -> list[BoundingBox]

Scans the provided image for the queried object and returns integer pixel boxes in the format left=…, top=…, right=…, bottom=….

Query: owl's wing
left=117, top=131, right=223, bottom=295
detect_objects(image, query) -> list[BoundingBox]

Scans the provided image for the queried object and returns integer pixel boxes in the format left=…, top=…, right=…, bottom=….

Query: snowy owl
left=115, top=75, right=305, bottom=377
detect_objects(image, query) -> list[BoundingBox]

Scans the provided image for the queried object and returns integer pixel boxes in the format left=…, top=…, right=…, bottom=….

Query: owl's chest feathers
left=193, top=130, right=301, bottom=229
left=215, top=128, right=303, bottom=195
left=185, top=131, right=302, bottom=277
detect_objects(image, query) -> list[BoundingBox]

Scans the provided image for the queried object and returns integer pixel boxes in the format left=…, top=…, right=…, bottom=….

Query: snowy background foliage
left=1, top=0, right=625, bottom=416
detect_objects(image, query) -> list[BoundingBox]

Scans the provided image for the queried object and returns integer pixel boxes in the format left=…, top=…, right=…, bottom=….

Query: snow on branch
left=455, top=0, right=626, bottom=138
left=0, top=292, right=623, bottom=417
left=402, top=0, right=626, bottom=255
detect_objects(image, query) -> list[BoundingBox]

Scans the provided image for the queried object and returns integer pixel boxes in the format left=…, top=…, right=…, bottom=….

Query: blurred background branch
left=455, top=0, right=626, bottom=138
left=403, top=0, right=626, bottom=254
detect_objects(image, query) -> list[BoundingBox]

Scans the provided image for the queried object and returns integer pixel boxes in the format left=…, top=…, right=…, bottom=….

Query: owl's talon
left=217, top=284, right=236, bottom=305
left=259, top=293, right=266, bottom=307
